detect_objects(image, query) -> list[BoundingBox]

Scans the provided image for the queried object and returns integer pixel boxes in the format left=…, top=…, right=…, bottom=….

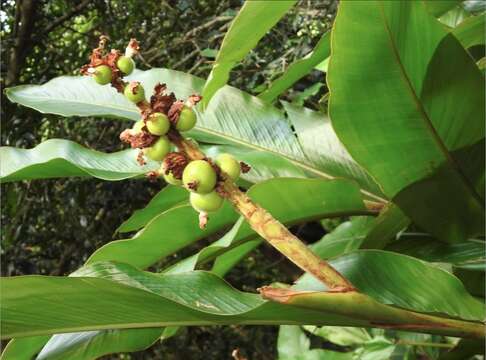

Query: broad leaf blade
left=424, top=0, right=464, bottom=17
left=5, top=76, right=138, bottom=120
left=282, top=101, right=382, bottom=197
left=36, top=329, right=162, bottom=360
left=2, top=261, right=483, bottom=339
left=452, top=14, right=485, bottom=48
left=117, top=186, right=188, bottom=233
left=386, top=236, right=485, bottom=269
left=0, top=139, right=157, bottom=183
left=201, top=0, right=297, bottom=107
left=6, top=69, right=381, bottom=196
left=328, top=0, right=484, bottom=242
left=295, top=250, right=484, bottom=321
left=0, top=263, right=370, bottom=339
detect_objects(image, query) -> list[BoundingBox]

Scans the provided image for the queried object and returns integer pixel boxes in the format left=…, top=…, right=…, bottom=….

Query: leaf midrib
left=195, top=125, right=386, bottom=202
left=377, top=2, right=484, bottom=209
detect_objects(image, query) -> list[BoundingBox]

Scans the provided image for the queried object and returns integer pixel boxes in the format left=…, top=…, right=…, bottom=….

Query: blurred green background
left=1, top=0, right=337, bottom=358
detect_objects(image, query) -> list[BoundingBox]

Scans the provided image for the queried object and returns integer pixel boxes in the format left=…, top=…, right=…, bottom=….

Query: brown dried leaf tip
left=240, top=161, right=251, bottom=173
left=120, top=128, right=157, bottom=149
left=168, top=100, right=185, bottom=124
left=161, top=152, right=188, bottom=179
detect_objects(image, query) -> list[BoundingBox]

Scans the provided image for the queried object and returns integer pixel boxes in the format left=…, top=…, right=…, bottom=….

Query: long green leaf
left=201, top=0, right=297, bottom=107
left=295, top=250, right=484, bottom=321
left=385, top=236, right=485, bottom=269
left=0, top=139, right=157, bottom=183
left=2, top=261, right=483, bottom=340
left=6, top=69, right=381, bottom=196
left=117, top=185, right=188, bottom=233
left=328, top=0, right=484, bottom=243
left=258, top=32, right=331, bottom=103
left=0, top=262, right=369, bottom=339
left=35, top=329, right=162, bottom=360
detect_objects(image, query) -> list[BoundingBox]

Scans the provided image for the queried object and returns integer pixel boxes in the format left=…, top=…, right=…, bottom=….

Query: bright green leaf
left=0, top=139, right=157, bottom=183
left=328, top=0, right=484, bottom=243
left=201, top=0, right=297, bottom=107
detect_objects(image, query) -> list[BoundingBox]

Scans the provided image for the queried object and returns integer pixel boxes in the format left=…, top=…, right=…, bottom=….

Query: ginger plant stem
left=167, top=129, right=355, bottom=290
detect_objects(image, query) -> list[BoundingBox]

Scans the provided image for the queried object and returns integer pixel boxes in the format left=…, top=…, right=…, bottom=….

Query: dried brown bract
left=120, top=128, right=157, bottom=149
left=161, top=152, right=188, bottom=179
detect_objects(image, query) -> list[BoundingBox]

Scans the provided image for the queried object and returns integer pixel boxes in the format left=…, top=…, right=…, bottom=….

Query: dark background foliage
left=1, top=0, right=337, bottom=358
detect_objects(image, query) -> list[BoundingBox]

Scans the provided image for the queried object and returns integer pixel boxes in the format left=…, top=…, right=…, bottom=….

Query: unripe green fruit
left=163, top=172, right=182, bottom=186
left=116, top=56, right=135, bottom=75
left=124, top=82, right=145, bottom=103
left=93, top=65, right=112, bottom=85
left=147, top=112, right=170, bottom=136
left=132, top=120, right=144, bottom=134
left=190, top=191, right=223, bottom=213
left=215, top=153, right=240, bottom=181
left=182, top=160, right=217, bottom=194
left=145, top=136, right=170, bottom=161
left=176, top=106, right=197, bottom=131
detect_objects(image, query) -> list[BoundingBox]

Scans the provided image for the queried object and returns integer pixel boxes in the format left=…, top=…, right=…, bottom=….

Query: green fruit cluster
left=88, top=48, right=239, bottom=216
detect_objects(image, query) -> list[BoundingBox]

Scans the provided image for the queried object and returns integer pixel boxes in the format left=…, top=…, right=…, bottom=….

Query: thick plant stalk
left=168, top=130, right=355, bottom=290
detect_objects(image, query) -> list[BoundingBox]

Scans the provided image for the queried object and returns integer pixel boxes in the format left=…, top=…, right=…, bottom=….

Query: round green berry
left=176, top=106, right=197, bottom=131
left=93, top=65, right=112, bottom=85
left=215, top=153, right=240, bottom=181
left=117, top=56, right=135, bottom=75
left=145, top=136, right=170, bottom=161
left=124, top=82, right=145, bottom=103
left=190, top=191, right=223, bottom=213
left=132, top=120, right=144, bottom=134
left=147, top=112, right=170, bottom=136
left=163, top=171, right=182, bottom=186
left=182, top=160, right=217, bottom=194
